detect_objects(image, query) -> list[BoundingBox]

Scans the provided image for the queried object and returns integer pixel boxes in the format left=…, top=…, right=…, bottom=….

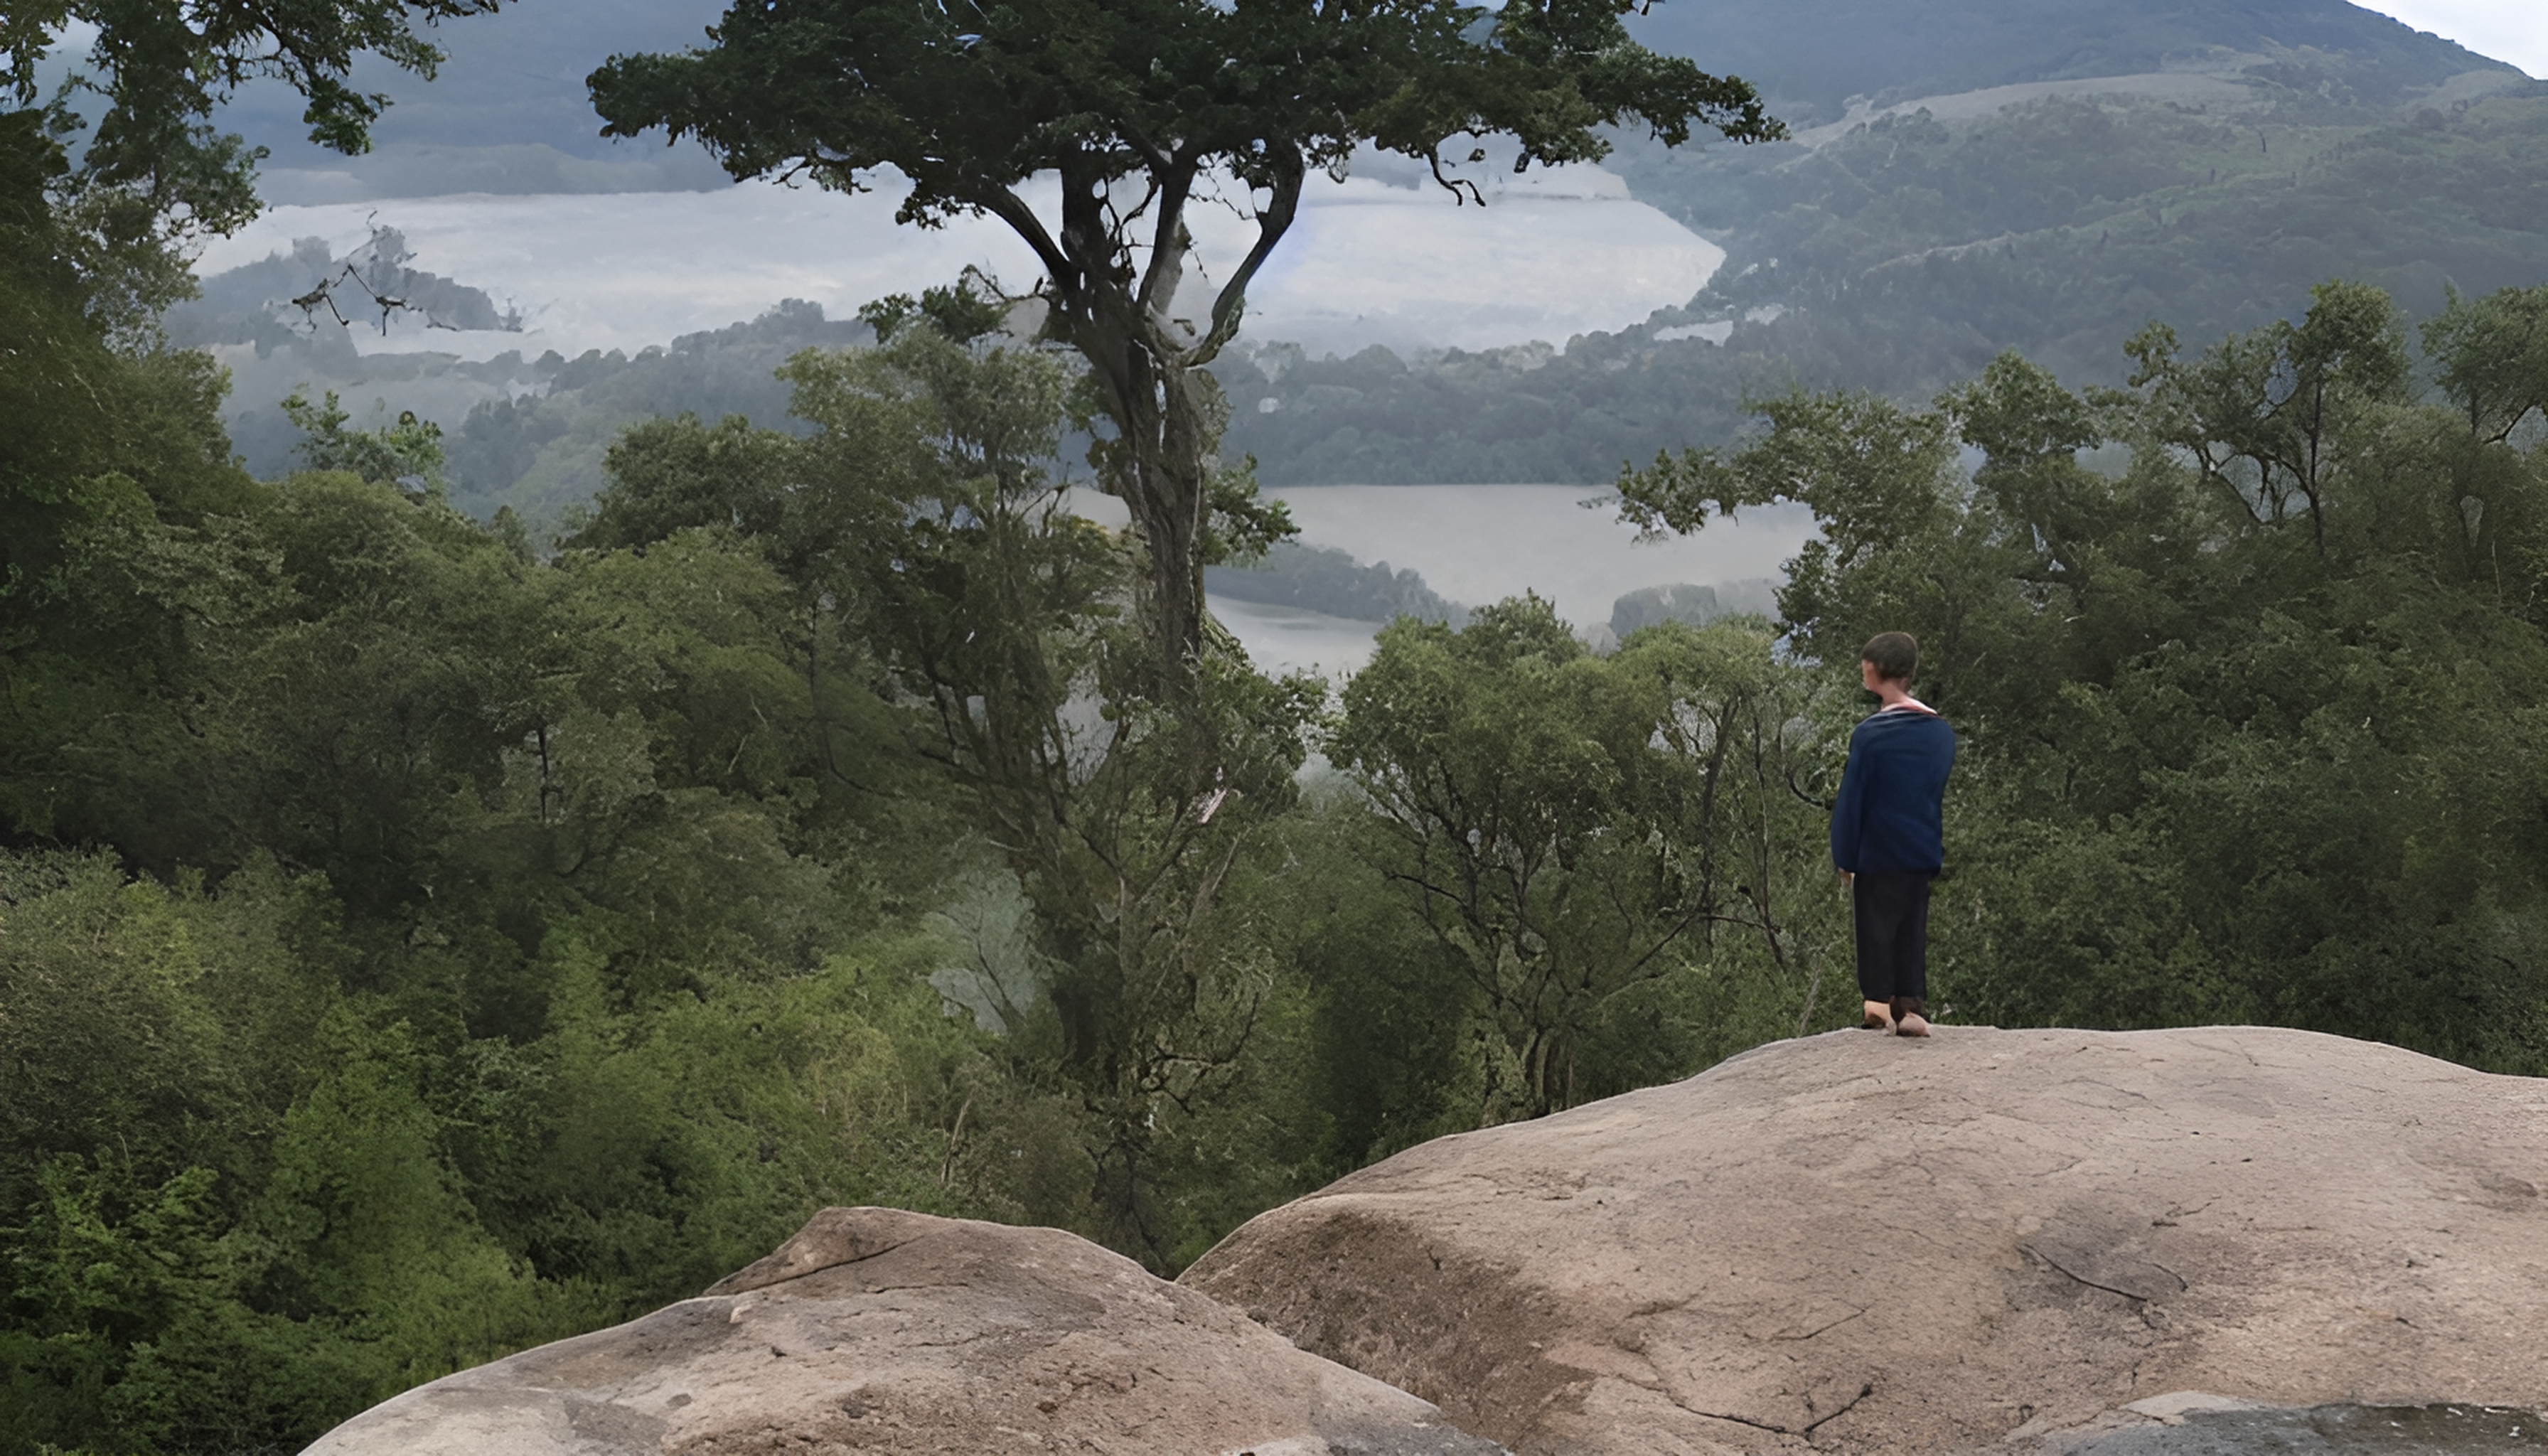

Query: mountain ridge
left=1624, top=0, right=2524, bottom=126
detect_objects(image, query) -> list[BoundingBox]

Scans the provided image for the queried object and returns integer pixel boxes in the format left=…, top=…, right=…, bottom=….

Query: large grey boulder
left=307, top=1206, right=1500, bottom=1455
left=1181, top=1026, right=2548, bottom=1456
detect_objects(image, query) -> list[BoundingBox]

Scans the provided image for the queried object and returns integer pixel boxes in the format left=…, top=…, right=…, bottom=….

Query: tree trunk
left=1070, top=298, right=1214, bottom=670
left=977, top=149, right=1303, bottom=680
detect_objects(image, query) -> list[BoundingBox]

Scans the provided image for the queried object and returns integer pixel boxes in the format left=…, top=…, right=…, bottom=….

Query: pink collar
left=1876, top=697, right=1939, bottom=717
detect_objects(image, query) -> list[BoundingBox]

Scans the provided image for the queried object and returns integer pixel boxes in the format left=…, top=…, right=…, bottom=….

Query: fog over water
left=189, top=164, right=1724, bottom=362
left=1197, top=488, right=1819, bottom=678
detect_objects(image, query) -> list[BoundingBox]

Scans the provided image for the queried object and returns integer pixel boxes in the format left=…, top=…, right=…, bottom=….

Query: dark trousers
left=1853, top=872, right=1932, bottom=1011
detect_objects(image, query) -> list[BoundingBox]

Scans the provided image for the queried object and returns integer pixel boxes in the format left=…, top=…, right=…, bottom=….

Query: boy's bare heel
left=1862, top=999, right=1894, bottom=1031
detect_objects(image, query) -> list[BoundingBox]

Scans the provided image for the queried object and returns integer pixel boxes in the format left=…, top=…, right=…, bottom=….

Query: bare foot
left=1895, top=1011, right=1931, bottom=1037
left=1862, top=1000, right=1894, bottom=1031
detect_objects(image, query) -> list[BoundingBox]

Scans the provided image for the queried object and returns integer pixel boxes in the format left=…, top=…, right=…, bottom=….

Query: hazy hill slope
left=216, top=0, right=2518, bottom=186
left=203, top=301, right=864, bottom=520
left=1643, top=86, right=2548, bottom=388
left=1219, top=94, right=2548, bottom=486
left=1220, top=1, right=2547, bottom=485
left=1623, top=0, right=2519, bottom=124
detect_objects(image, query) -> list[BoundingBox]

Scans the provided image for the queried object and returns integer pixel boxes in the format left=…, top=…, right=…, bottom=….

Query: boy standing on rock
left=1830, top=632, right=1956, bottom=1037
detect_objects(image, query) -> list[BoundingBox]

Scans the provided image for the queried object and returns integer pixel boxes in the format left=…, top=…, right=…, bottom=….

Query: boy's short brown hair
left=1861, top=631, right=1920, bottom=684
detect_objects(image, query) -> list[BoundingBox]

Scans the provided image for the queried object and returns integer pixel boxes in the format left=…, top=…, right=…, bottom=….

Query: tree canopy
left=1618, top=282, right=2548, bottom=1057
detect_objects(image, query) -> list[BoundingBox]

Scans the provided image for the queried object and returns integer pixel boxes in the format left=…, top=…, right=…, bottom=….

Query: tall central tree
left=589, top=0, right=1779, bottom=670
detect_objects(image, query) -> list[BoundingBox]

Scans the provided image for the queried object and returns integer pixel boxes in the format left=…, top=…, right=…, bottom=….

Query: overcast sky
left=2354, top=0, right=2545, bottom=75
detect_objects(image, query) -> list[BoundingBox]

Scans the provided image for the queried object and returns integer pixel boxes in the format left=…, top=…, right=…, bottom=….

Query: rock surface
left=1180, top=1027, right=2548, bottom=1456
left=306, top=1206, right=1502, bottom=1455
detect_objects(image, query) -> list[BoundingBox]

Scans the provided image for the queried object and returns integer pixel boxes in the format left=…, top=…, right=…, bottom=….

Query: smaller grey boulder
left=306, top=1206, right=1502, bottom=1456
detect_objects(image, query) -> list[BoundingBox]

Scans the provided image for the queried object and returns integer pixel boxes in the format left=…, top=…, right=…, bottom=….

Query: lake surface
left=1209, top=484, right=1820, bottom=678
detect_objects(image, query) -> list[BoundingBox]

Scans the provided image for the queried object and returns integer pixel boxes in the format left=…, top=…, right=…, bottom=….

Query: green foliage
left=1331, top=597, right=1842, bottom=1116
left=0, top=855, right=569, bottom=1451
left=280, top=389, right=450, bottom=495
left=0, top=127, right=264, bottom=859
left=858, top=272, right=1011, bottom=348
left=589, top=0, right=1776, bottom=230
left=2424, top=282, right=2548, bottom=444
left=0, top=203, right=1087, bottom=1446
left=1619, top=279, right=2548, bottom=1070
left=1213, top=332, right=1747, bottom=486
left=2124, top=279, right=2412, bottom=555
left=0, top=393, right=1066, bottom=1440
left=581, top=323, right=1329, bottom=1268
left=1642, top=91, right=2548, bottom=390
left=0, top=847, right=1014, bottom=1452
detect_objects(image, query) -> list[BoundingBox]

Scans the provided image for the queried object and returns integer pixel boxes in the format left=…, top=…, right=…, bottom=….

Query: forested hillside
left=1219, top=2, right=2547, bottom=483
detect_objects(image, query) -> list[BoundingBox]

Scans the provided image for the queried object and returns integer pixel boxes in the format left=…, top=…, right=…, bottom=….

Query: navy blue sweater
left=1830, top=704, right=1957, bottom=876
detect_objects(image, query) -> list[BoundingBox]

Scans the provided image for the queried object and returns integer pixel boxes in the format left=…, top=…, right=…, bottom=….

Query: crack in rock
left=2022, top=1236, right=2188, bottom=1303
